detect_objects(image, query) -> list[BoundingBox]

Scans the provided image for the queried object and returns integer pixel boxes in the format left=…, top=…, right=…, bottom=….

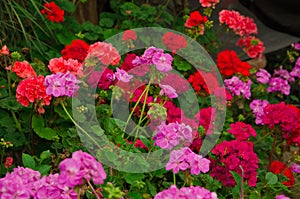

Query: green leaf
left=127, top=192, right=143, bottom=199
left=40, top=150, right=52, bottom=161
left=58, top=0, right=76, bottom=13
left=22, top=153, right=36, bottom=169
left=290, top=95, right=299, bottom=102
left=99, top=18, right=114, bottom=28
left=32, top=115, right=58, bottom=140
left=146, top=181, right=157, bottom=196
left=123, top=173, right=145, bottom=184
left=265, top=172, right=278, bottom=185
left=37, top=164, right=51, bottom=175
left=0, top=96, right=23, bottom=111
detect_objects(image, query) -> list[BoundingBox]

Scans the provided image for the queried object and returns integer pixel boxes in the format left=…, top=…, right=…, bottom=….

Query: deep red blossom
left=86, top=68, right=115, bottom=89
left=283, top=105, right=300, bottom=146
left=185, top=11, right=208, bottom=28
left=16, top=75, right=51, bottom=114
left=162, top=32, right=187, bottom=53
left=61, top=39, right=90, bottom=63
left=237, top=36, right=265, bottom=58
left=210, top=140, right=258, bottom=187
left=194, top=107, right=216, bottom=135
left=122, top=30, right=137, bottom=41
left=216, top=50, right=251, bottom=76
left=120, top=53, right=137, bottom=72
left=188, top=71, right=219, bottom=94
left=270, top=160, right=295, bottom=186
left=40, top=2, right=64, bottom=23
left=12, top=61, right=37, bottom=79
left=228, top=122, right=256, bottom=141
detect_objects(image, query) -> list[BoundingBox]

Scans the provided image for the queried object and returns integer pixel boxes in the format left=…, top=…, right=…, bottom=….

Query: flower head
left=12, top=61, right=37, bottom=79
left=61, top=39, right=90, bottom=63
left=40, top=2, right=64, bottom=23
left=256, top=69, right=271, bottom=84
left=115, top=68, right=132, bottom=82
left=185, top=11, right=208, bottom=28
left=270, top=160, right=295, bottom=186
left=162, top=32, right=186, bottom=53
left=159, top=84, right=178, bottom=98
left=122, top=30, right=137, bottom=41
left=0, top=45, right=9, bottom=55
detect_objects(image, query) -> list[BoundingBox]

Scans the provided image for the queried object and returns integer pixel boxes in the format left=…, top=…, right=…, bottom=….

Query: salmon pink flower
left=12, top=61, right=37, bottom=78
left=0, top=45, right=9, bottom=55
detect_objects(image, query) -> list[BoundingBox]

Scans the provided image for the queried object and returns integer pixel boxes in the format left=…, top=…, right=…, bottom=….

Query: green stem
left=60, top=102, right=102, bottom=150
left=87, top=180, right=101, bottom=199
left=173, top=172, right=176, bottom=185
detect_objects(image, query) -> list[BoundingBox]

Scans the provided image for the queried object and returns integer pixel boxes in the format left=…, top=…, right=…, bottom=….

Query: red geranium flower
left=12, top=61, right=37, bottom=79
left=40, top=2, right=64, bottom=23
left=122, top=30, right=137, bottom=41
left=270, top=160, right=295, bottom=186
left=185, top=11, right=208, bottom=28
left=61, top=39, right=90, bottom=63
left=216, top=50, right=251, bottom=76
left=162, top=32, right=187, bottom=53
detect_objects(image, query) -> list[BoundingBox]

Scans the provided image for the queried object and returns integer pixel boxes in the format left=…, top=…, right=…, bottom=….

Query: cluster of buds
left=0, top=138, right=13, bottom=148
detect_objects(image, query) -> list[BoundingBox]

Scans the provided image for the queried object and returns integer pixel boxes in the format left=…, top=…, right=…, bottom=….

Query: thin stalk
left=87, top=180, right=101, bottom=199
left=173, top=172, right=176, bottom=185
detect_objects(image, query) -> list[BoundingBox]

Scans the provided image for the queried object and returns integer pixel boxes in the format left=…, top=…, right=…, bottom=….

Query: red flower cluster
left=262, top=102, right=299, bottom=132
left=61, top=39, right=90, bottom=63
left=216, top=50, right=251, bottom=76
left=12, top=61, right=37, bottom=79
left=228, top=121, right=256, bottom=141
left=40, top=2, right=64, bottom=23
left=237, top=36, right=265, bottom=58
left=283, top=105, right=300, bottom=146
left=162, top=32, right=187, bottom=53
left=86, top=42, right=121, bottom=66
left=48, top=57, right=83, bottom=77
left=270, top=160, right=295, bottom=186
left=86, top=68, right=115, bottom=89
left=185, top=11, right=208, bottom=35
left=210, top=140, right=258, bottom=187
left=194, top=107, right=216, bottom=135
left=188, top=71, right=219, bottom=94
left=16, top=75, right=51, bottom=113
left=164, top=100, right=182, bottom=123
left=4, top=157, right=13, bottom=169
left=120, top=53, right=136, bottom=72
left=122, top=30, right=137, bottom=41
left=219, top=10, right=257, bottom=36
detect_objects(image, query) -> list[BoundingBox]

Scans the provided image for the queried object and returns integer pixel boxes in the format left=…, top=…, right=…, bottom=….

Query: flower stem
left=173, top=172, right=176, bottom=185
left=87, top=180, right=101, bottom=199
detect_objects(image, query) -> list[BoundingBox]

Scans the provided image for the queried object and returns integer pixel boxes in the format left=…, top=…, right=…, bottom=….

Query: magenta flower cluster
left=210, top=140, right=258, bottom=187
left=291, top=163, right=300, bottom=173
left=276, top=194, right=290, bottom=199
left=0, top=150, right=106, bottom=199
left=153, top=122, right=193, bottom=150
left=44, top=71, right=80, bottom=97
left=133, top=46, right=173, bottom=73
left=224, top=76, right=252, bottom=99
left=228, top=121, right=256, bottom=141
left=166, top=147, right=210, bottom=175
left=250, top=99, right=269, bottom=124
left=256, top=60, right=300, bottom=95
left=262, top=102, right=298, bottom=132
left=154, top=184, right=218, bottom=199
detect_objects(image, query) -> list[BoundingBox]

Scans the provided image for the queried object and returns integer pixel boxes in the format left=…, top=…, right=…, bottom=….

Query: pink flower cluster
left=0, top=45, right=9, bottom=55
left=12, top=61, right=37, bottom=79
left=59, top=150, right=106, bottom=187
left=86, top=42, right=121, bottom=66
left=44, top=71, right=81, bottom=97
left=219, top=10, right=257, bottom=36
left=224, top=76, right=252, bottom=99
left=0, top=167, right=76, bottom=199
left=133, top=46, right=173, bottom=73
left=228, top=121, right=256, bottom=141
left=48, top=57, right=83, bottom=77
left=276, top=195, right=290, bottom=199
left=153, top=122, right=193, bottom=150
left=250, top=99, right=269, bottom=124
left=0, top=151, right=106, bottom=199
left=290, top=57, right=300, bottom=78
left=199, top=0, right=219, bottom=8
left=166, top=147, right=210, bottom=175
left=236, top=36, right=265, bottom=58
left=210, top=140, right=258, bottom=187
left=154, top=185, right=218, bottom=199
left=159, top=84, right=178, bottom=98
left=262, top=102, right=299, bottom=132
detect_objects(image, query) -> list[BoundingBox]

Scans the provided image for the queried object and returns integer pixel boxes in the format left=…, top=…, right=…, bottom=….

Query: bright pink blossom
left=0, top=45, right=9, bottom=55
left=48, top=57, right=83, bottom=77
left=199, top=0, right=220, bottom=8
left=237, top=36, right=265, bottom=58
left=228, top=121, right=256, bottom=141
